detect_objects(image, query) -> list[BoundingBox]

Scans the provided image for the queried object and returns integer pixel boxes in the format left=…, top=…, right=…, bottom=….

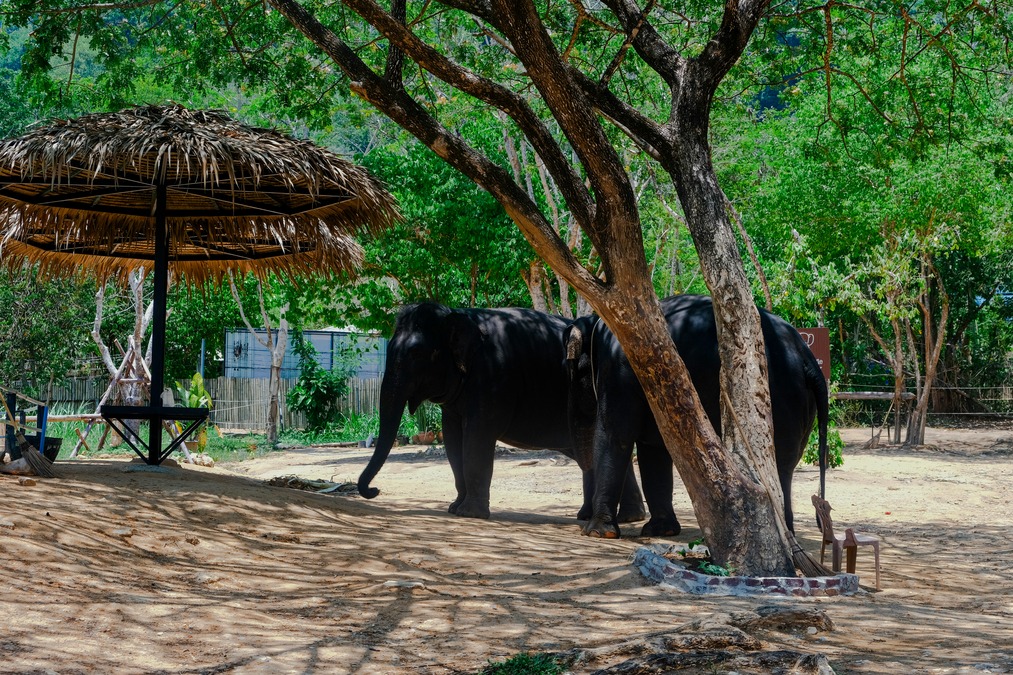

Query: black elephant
left=357, top=302, right=648, bottom=521
left=565, top=294, right=829, bottom=538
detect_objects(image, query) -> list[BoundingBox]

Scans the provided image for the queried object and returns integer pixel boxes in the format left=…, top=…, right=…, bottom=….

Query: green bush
left=803, top=386, right=846, bottom=468
left=204, top=432, right=275, bottom=463
left=286, top=337, right=351, bottom=433
left=174, top=372, right=214, bottom=451
left=339, top=408, right=421, bottom=441
left=278, top=407, right=424, bottom=446
left=477, top=653, right=567, bottom=675
left=413, top=402, right=442, bottom=434
left=803, top=425, right=844, bottom=468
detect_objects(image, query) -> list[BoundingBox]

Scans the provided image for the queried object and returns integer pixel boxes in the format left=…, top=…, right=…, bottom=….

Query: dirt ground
left=1, top=425, right=1012, bottom=674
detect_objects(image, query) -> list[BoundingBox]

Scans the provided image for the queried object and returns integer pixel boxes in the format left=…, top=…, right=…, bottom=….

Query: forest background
left=2, top=4, right=1013, bottom=430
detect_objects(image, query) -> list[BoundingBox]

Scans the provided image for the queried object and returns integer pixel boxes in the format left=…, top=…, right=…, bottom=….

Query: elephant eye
left=430, top=348, right=441, bottom=362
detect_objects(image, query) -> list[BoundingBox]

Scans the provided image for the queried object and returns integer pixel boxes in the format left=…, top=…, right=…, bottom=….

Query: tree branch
left=600, top=0, right=685, bottom=89
left=229, top=272, right=271, bottom=350
left=493, top=1, right=647, bottom=285
left=599, top=0, right=655, bottom=87
left=339, top=0, right=594, bottom=230
left=267, top=0, right=603, bottom=298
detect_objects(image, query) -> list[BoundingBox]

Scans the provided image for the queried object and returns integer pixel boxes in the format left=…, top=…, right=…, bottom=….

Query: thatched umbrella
left=0, top=104, right=400, bottom=464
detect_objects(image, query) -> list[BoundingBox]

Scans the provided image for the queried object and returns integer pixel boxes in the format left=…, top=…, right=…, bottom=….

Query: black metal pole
left=148, top=180, right=169, bottom=464
left=4, top=392, right=16, bottom=459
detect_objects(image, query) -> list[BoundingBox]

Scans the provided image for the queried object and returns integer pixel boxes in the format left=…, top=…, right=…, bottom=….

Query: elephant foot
left=616, top=503, right=647, bottom=523
left=640, top=515, right=681, bottom=538
left=577, top=504, right=592, bottom=521
left=451, top=498, right=490, bottom=519
left=582, top=516, right=620, bottom=539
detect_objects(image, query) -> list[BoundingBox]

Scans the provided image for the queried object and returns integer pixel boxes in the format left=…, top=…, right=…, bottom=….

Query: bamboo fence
left=24, top=375, right=384, bottom=432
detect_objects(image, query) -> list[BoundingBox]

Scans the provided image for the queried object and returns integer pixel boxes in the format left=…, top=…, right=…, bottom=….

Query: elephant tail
left=811, top=363, right=830, bottom=501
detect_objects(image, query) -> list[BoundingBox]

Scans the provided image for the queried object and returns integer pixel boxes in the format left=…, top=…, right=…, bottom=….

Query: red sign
left=796, top=327, right=830, bottom=381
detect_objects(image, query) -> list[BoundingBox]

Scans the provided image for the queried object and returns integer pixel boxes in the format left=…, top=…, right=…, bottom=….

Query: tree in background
left=717, top=22, right=1013, bottom=441
left=337, top=138, right=534, bottom=333
left=229, top=273, right=289, bottom=446
left=0, top=266, right=93, bottom=398
left=90, top=271, right=153, bottom=416
left=165, top=282, right=251, bottom=381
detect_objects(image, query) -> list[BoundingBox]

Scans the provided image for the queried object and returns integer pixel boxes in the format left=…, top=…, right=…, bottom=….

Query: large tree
left=260, top=1, right=798, bottom=574
left=0, top=266, right=94, bottom=397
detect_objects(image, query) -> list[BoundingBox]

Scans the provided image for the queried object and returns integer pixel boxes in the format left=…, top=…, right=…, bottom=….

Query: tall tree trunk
left=906, top=256, right=949, bottom=446
left=597, top=289, right=794, bottom=575
left=522, top=261, right=549, bottom=312
left=230, top=275, right=289, bottom=445
left=266, top=312, right=288, bottom=444
left=658, top=123, right=794, bottom=573
left=91, top=271, right=154, bottom=440
left=860, top=309, right=908, bottom=444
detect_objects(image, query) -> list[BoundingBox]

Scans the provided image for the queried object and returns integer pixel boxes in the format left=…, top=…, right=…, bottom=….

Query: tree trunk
left=906, top=256, right=949, bottom=446
left=656, top=121, right=794, bottom=573
left=265, top=306, right=288, bottom=445
left=522, top=261, right=549, bottom=312
left=597, top=291, right=795, bottom=575
left=91, top=272, right=154, bottom=440
left=890, top=317, right=906, bottom=444
left=230, top=275, right=289, bottom=445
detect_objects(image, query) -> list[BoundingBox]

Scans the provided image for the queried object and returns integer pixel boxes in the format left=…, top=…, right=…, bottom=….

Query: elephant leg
left=636, top=444, right=680, bottom=537
left=775, top=431, right=806, bottom=534
left=577, top=469, right=594, bottom=521
left=583, top=423, right=632, bottom=539
left=617, top=464, right=647, bottom=523
left=452, top=422, right=496, bottom=519
left=442, top=412, right=468, bottom=514
left=580, top=467, right=645, bottom=522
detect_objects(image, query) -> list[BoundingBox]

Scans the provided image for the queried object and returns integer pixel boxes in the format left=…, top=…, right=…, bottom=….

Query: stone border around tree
left=633, top=544, right=861, bottom=597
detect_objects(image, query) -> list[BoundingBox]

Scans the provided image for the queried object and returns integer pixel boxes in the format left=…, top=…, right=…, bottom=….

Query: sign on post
left=796, top=327, right=830, bottom=381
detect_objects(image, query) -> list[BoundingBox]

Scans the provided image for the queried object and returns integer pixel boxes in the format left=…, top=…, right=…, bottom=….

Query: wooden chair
left=811, top=494, right=881, bottom=590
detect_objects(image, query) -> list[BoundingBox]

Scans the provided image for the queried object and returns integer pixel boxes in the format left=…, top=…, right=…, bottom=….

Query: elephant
left=357, top=302, right=649, bottom=521
left=565, top=294, right=829, bottom=538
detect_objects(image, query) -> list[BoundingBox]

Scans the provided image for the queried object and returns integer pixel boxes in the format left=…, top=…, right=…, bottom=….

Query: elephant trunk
left=357, top=372, right=407, bottom=499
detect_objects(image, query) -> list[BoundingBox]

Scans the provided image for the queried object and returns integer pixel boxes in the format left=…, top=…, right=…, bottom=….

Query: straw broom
left=1, top=396, right=57, bottom=478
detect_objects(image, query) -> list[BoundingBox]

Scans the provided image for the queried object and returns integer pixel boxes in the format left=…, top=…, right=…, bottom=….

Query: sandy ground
left=1, top=425, right=1012, bottom=674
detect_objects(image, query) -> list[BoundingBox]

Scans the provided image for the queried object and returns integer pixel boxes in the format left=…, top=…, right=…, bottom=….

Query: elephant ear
left=565, top=325, right=584, bottom=361
left=565, top=318, right=599, bottom=421
left=564, top=317, right=595, bottom=379
left=446, top=312, right=482, bottom=374
left=564, top=319, right=597, bottom=463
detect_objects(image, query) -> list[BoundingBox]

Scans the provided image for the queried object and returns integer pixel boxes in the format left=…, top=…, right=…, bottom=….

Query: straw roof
left=0, top=104, right=400, bottom=284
